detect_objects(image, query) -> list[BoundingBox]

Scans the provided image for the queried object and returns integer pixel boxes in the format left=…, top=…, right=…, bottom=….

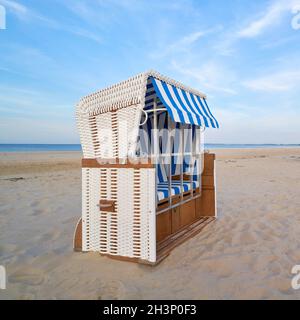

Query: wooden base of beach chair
left=73, top=216, right=215, bottom=265
left=98, top=216, right=215, bottom=266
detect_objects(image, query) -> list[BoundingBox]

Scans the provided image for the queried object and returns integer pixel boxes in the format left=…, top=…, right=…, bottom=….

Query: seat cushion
left=157, top=180, right=199, bottom=201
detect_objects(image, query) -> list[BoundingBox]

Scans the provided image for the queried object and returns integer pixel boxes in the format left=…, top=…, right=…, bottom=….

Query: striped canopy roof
left=77, top=70, right=219, bottom=129
left=148, top=77, right=219, bottom=128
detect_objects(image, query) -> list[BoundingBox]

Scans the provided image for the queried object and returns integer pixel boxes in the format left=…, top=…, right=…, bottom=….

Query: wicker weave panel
left=82, top=168, right=101, bottom=251
left=81, top=167, right=156, bottom=262
left=77, top=114, right=94, bottom=158
left=140, top=168, right=156, bottom=262
left=78, top=105, right=142, bottom=159
left=96, top=112, right=113, bottom=158
left=117, top=106, right=141, bottom=158
left=82, top=168, right=90, bottom=251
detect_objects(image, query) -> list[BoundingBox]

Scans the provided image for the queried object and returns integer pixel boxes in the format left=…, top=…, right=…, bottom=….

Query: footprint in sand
left=29, top=200, right=44, bottom=216
left=201, top=257, right=236, bottom=278
left=40, top=230, right=61, bottom=242
left=0, top=243, right=18, bottom=255
left=232, top=230, right=257, bottom=246
left=30, top=200, right=39, bottom=207
left=97, top=280, right=126, bottom=300
left=252, top=254, right=277, bottom=273
left=62, top=217, right=77, bottom=225
left=266, top=276, right=293, bottom=295
left=9, top=268, right=45, bottom=286
left=31, top=209, right=44, bottom=216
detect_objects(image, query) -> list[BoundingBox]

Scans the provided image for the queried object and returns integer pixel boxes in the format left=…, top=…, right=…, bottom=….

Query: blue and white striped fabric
left=149, top=77, right=219, bottom=128
left=139, top=108, right=199, bottom=185
left=157, top=180, right=199, bottom=201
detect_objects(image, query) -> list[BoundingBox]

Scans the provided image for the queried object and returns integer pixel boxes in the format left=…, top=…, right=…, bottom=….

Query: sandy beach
left=0, top=148, right=300, bottom=300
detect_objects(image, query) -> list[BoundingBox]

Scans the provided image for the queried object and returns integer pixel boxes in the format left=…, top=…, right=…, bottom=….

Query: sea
left=0, top=144, right=299, bottom=152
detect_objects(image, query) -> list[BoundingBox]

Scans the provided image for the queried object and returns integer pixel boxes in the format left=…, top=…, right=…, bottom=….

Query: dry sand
left=0, top=148, right=300, bottom=300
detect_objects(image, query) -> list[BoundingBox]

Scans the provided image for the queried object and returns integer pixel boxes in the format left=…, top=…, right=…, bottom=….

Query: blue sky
left=0, top=0, right=300, bottom=144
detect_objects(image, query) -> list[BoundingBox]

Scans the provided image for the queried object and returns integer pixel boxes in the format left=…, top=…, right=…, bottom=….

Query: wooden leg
left=73, top=218, right=82, bottom=252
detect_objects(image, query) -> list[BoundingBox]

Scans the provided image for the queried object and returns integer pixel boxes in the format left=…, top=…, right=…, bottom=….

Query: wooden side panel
left=202, top=153, right=215, bottom=176
left=196, top=153, right=216, bottom=217
left=196, top=189, right=216, bottom=217
left=82, top=158, right=153, bottom=169
left=171, top=206, right=181, bottom=233
left=156, top=210, right=172, bottom=242
left=202, top=175, right=214, bottom=188
left=180, top=199, right=196, bottom=227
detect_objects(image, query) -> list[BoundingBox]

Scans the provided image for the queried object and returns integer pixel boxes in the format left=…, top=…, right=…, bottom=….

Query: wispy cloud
left=0, top=0, right=58, bottom=27
left=68, top=27, right=102, bottom=44
left=214, top=0, right=300, bottom=55
left=61, top=0, right=117, bottom=29
left=150, top=26, right=222, bottom=59
left=0, top=0, right=103, bottom=43
left=260, top=33, right=300, bottom=49
left=243, top=70, right=300, bottom=92
left=61, top=0, right=203, bottom=48
left=171, top=60, right=237, bottom=95
left=0, top=0, right=28, bottom=19
left=237, top=0, right=298, bottom=38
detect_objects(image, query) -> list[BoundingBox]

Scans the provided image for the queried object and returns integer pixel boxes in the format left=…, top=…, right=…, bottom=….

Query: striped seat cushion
left=157, top=180, right=199, bottom=201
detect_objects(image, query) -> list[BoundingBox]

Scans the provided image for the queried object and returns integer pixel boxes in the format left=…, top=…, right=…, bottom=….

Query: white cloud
left=260, top=34, right=299, bottom=49
left=0, top=0, right=58, bottom=26
left=0, top=0, right=28, bottom=18
left=214, top=0, right=300, bottom=55
left=150, top=31, right=205, bottom=59
left=61, top=0, right=116, bottom=28
left=150, top=26, right=222, bottom=59
left=243, top=70, right=300, bottom=92
left=171, top=60, right=237, bottom=95
left=62, top=26, right=103, bottom=44
left=237, top=0, right=299, bottom=38
left=0, top=0, right=103, bottom=43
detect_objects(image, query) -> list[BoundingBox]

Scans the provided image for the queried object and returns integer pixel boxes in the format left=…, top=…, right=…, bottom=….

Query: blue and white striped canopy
left=149, top=76, right=219, bottom=128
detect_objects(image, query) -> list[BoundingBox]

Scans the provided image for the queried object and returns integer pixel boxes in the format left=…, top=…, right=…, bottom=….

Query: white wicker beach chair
left=74, top=70, right=219, bottom=264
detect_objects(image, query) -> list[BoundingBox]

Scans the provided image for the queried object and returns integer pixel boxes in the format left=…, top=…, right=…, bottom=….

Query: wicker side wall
left=77, top=104, right=143, bottom=159
left=82, top=167, right=156, bottom=263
